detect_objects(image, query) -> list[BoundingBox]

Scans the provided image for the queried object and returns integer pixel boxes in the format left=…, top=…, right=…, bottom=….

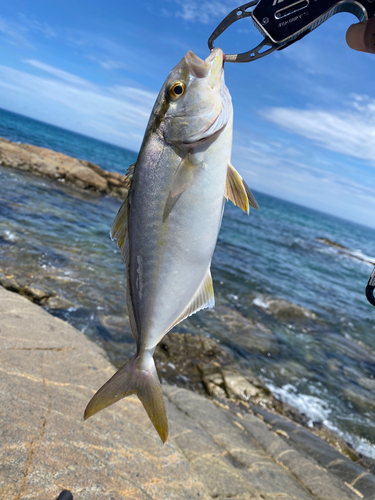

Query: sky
left=0, top=1, right=375, bottom=229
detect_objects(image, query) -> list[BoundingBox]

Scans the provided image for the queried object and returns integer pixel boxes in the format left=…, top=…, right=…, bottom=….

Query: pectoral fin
left=225, top=163, right=259, bottom=213
left=170, top=153, right=203, bottom=199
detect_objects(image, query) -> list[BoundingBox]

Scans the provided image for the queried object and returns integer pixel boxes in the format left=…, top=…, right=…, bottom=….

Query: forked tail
left=84, top=352, right=168, bottom=443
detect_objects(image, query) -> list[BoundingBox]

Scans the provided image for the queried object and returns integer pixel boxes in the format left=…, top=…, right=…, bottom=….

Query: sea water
left=1, top=107, right=375, bottom=458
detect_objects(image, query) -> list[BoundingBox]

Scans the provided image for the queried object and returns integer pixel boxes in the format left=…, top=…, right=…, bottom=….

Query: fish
left=84, top=48, right=258, bottom=443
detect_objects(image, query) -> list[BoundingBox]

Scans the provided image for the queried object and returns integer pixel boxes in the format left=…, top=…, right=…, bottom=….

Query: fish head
left=152, top=48, right=232, bottom=146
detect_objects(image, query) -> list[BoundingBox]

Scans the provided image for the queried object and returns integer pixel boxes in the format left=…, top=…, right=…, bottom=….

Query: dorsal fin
left=225, top=162, right=259, bottom=213
left=110, top=163, right=135, bottom=263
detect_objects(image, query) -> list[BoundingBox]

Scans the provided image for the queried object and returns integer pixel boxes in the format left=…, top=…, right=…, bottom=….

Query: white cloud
left=24, top=59, right=93, bottom=87
left=232, top=132, right=375, bottom=228
left=0, top=62, right=157, bottom=151
left=0, top=17, right=30, bottom=47
left=173, top=0, right=238, bottom=24
left=262, top=95, right=375, bottom=163
left=0, top=15, right=56, bottom=47
left=88, top=56, right=128, bottom=71
left=18, top=14, right=56, bottom=39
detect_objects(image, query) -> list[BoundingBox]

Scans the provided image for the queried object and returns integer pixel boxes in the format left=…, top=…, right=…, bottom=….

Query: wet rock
left=328, top=334, right=375, bottom=364
left=0, top=269, right=53, bottom=304
left=253, top=294, right=315, bottom=320
left=46, top=295, right=77, bottom=310
left=358, top=377, right=375, bottom=391
left=0, top=270, right=20, bottom=293
left=200, top=366, right=227, bottom=399
left=99, top=314, right=129, bottom=335
left=343, top=388, right=375, bottom=414
left=318, top=237, right=348, bottom=250
left=206, top=305, right=279, bottom=355
left=268, top=360, right=311, bottom=381
left=155, top=331, right=278, bottom=411
left=22, top=284, right=51, bottom=304
left=155, top=331, right=233, bottom=393
left=222, top=370, right=262, bottom=401
left=317, top=237, right=375, bottom=265
left=0, top=137, right=132, bottom=199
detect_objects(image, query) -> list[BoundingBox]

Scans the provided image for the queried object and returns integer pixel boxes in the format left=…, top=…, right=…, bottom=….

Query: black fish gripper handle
left=55, top=491, right=73, bottom=500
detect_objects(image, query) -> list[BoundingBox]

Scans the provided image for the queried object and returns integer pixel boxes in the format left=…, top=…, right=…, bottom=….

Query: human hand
left=346, top=17, right=375, bottom=54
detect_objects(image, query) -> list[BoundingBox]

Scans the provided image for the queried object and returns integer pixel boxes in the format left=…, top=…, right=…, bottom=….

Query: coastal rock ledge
left=0, top=138, right=130, bottom=198
left=2, top=287, right=375, bottom=500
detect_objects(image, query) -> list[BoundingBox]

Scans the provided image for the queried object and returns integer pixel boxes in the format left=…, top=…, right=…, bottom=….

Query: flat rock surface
left=1, top=286, right=375, bottom=500
left=0, top=138, right=130, bottom=198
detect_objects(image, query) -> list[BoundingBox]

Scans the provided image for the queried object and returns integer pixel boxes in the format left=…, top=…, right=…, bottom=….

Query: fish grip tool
left=366, top=267, right=375, bottom=307
left=208, top=0, right=375, bottom=62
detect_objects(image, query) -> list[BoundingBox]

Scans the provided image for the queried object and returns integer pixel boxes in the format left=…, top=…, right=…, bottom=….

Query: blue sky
left=0, top=1, right=375, bottom=228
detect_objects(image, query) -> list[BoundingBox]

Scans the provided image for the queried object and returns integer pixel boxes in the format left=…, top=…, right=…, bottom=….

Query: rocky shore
left=2, top=285, right=375, bottom=500
left=0, top=137, right=130, bottom=198
left=2, top=137, right=375, bottom=498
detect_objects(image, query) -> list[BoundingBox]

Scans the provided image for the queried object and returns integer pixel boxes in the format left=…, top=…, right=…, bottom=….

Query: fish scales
left=84, top=49, right=258, bottom=443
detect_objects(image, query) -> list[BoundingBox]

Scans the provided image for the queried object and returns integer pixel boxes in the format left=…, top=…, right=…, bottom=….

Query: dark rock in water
left=205, top=305, right=279, bottom=355
left=0, top=267, right=76, bottom=310
left=327, top=333, right=375, bottom=365
left=343, top=387, right=375, bottom=415
left=155, top=331, right=277, bottom=408
left=318, top=237, right=348, bottom=250
left=268, top=360, right=311, bottom=382
left=358, top=377, right=375, bottom=391
left=155, top=331, right=306, bottom=417
left=46, top=295, right=77, bottom=310
left=253, top=294, right=315, bottom=320
left=0, top=137, right=131, bottom=199
left=0, top=270, right=21, bottom=294
left=318, top=237, right=375, bottom=265
left=0, top=268, right=51, bottom=304
left=155, top=331, right=232, bottom=393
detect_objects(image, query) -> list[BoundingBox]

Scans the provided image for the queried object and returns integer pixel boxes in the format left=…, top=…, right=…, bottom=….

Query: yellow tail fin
left=84, top=353, right=168, bottom=443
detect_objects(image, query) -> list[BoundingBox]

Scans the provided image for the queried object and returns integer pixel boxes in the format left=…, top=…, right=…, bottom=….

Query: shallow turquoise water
left=1, top=107, right=375, bottom=458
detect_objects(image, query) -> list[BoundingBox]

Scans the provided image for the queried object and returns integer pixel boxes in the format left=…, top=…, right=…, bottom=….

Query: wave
left=265, top=382, right=375, bottom=460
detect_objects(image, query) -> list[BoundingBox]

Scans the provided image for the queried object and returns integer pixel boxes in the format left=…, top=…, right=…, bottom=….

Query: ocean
left=1, top=107, right=375, bottom=459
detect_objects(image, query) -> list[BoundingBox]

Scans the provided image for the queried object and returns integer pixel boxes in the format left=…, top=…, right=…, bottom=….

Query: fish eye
left=168, top=82, right=185, bottom=99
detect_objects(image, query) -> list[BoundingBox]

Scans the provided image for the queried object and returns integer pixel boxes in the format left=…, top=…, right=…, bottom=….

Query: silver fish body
left=84, top=49, right=258, bottom=442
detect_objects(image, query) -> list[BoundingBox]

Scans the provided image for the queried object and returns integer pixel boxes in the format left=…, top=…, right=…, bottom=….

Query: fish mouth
left=185, top=49, right=224, bottom=80
left=182, top=49, right=229, bottom=145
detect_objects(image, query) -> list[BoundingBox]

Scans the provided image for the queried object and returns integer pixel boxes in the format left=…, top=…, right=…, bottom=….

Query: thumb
left=346, top=17, right=375, bottom=54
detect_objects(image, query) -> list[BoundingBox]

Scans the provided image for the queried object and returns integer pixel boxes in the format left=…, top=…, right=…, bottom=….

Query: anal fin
left=225, top=162, right=259, bottom=213
left=170, top=268, right=215, bottom=330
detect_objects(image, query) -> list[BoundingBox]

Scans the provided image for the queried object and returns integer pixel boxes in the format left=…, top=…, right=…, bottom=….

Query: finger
left=346, top=17, right=375, bottom=54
